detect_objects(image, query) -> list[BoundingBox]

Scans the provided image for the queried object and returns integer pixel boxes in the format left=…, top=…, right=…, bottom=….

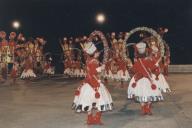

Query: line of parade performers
left=0, top=31, right=54, bottom=84
left=0, top=27, right=171, bottom=125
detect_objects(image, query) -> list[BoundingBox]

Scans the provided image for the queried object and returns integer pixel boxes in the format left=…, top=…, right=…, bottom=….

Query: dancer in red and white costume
left=128, top=42, right=163, bottom=115
left=44, top=57, right=54, bottom=75
left=9, top=32, right=17, bottom=54
left=116, top=56, right=130, bottom=85
left=63, top=58, right=72, bottom=76
left=72, top=41, right=113, bottom=125
left=20, top=56, right=36, bottom=79
left=73, top=59, right=85, bottom=78
left=104, top=58, right=114, bottom=80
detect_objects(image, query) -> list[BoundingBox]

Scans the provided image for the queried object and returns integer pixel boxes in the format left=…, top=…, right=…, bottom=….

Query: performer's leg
left=146, top=102, right=152, bottom=115
left=87, top=111, right=94, bottom=125
left=141, top=103, right=147, bottom=115
left=94, top=111, right=103, bottom=125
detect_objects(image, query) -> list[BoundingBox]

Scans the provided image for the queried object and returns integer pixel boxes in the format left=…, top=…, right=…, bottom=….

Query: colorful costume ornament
left=20, top=56, right=36, bottom=79
left=72, top=41, right=113, bottom=125
left=127, top=42, right=164, bottom=115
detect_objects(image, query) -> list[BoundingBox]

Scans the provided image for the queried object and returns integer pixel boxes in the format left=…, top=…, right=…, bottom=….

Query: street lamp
left=96, top=13, right=106, bottom=24
left=12, top=21, right=20, bottom=29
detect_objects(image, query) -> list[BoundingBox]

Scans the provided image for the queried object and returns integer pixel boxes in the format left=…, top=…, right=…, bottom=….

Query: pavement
left=0, top=74, right=192, bottom=128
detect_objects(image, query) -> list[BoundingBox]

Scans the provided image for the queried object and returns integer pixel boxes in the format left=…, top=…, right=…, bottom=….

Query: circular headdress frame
left=124, top=27, right=165, bottom=58
left=88, top=30, right=109, bottom=63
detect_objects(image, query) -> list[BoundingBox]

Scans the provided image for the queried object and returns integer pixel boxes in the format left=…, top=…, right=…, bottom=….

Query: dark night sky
left=0, top=0, right=192, bottom=64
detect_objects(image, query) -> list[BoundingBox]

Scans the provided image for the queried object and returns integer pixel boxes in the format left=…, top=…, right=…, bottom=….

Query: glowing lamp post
left=96, top=13, right=106, bottom=24
left=12, top=21, right=20, bottom=29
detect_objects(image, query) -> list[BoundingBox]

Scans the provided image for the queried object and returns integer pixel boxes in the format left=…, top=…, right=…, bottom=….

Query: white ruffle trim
left=20, top=69, right=36, bottom=79
left=127, top=76, right=164, bottom=102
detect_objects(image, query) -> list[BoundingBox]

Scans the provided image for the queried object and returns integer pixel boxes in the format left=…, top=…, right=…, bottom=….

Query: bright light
left=12, top=21, right=20, bottom=29
left=96, top=13, right=105, bottom=24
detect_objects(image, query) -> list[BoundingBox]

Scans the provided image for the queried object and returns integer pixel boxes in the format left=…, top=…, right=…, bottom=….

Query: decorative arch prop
left=88, top=30, right=109, bottom=63
left=124, top=27, right=165, bottom=57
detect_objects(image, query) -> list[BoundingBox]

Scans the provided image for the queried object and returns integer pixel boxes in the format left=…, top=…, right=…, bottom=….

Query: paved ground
left=0, top=74, right=192, bottom=128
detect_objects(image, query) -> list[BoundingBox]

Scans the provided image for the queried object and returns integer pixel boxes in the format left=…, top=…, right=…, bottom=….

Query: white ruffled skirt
left=73, top=69, right=81, bottom=77
left=128, top=76, right=164, bottom=102
left=44, top=68, right=55, bottom=75
left=20, top=69, right=37, bottom=79
left=152, top=73, right=171, bottom=93
left=72, top=82, right=113, bottom=112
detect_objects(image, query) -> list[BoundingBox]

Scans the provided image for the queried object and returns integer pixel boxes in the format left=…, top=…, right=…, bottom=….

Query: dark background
left=0, top=0, right=192, bottom=64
